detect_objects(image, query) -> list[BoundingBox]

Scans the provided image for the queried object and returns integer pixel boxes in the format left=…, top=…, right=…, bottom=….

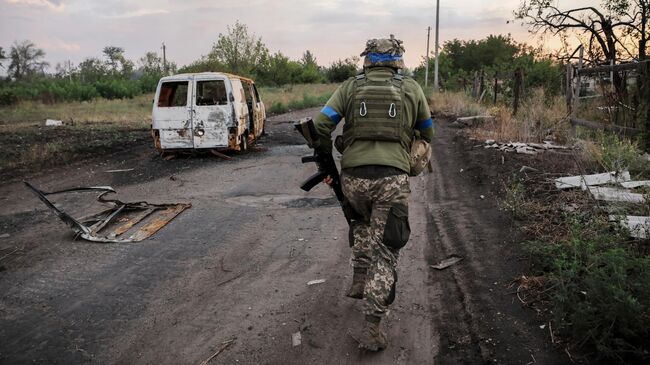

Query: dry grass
left=430, top=91, right=487, bottom=118
left=259, top=83, right=338, bottom=109
left=0, top=94, right=153, bottom=130
left=438, top=88, right=570, bottom=143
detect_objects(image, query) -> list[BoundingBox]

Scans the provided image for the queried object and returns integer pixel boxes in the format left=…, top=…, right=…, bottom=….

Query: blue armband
left=415, top=118, right=433, bottom=130
left=320, top=106, right=342, bottom=124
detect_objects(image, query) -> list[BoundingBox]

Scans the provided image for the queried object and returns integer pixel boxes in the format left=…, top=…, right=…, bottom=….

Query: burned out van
left=152, top=72, right=266, bottom=152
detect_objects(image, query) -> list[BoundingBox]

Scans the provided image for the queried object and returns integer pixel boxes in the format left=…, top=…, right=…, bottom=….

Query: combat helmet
left=360, top=34, right=405, bottom=70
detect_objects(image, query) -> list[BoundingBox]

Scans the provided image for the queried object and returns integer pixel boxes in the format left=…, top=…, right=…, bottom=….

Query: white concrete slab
left=590, top=186, right=646, bottom=203
left=555, top=171, right=631, bottom=190
left=610, top=215, right=650, bottom=239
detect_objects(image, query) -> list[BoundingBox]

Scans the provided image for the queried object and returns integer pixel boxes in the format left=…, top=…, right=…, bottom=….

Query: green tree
left=0, top=47, right=6, bottom=69
left=8, top=40, right=49, bottom=80
left=207, top=21, right=269, bottom=76
left=298, top=50, right=323, bottom=83
left=326, top=57, right=359, bottom=83
left=139, top=51, right=163, bottom=74
left=54, top=60, right=75, bottom=82
left=77, top=57, right=107, bottom=83
left=102, top=46, right=134, bottom=77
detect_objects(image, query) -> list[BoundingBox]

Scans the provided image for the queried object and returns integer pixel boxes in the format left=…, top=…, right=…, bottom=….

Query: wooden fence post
left=566, top=64, right=576, bottom=138
left=640, top=61, right=650, bottom=153
left=565, top=64, right=573, bottom=108
left=472, top=71, right=479, bottom=98
left=493, top=72, right=498, bottom=104
left=513, top=68, right=523, bottom=115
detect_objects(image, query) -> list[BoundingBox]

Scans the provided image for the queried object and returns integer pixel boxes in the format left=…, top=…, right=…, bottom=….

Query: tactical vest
left=342, top=72, right=413, bottom=150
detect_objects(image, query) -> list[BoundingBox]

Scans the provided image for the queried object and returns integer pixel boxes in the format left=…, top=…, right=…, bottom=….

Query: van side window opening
left=196, top=80, right=227, bottom=106
left=252, top=84, right=261, bottom=104
left=158, top=81, right=188, bottom=107
left=242, top=82, right=254, bottom=104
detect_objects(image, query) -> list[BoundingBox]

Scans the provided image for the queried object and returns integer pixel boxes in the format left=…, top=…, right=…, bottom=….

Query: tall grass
left=259, top=83, right=337, bottom=114
left=0, top=93, right=153, bottom=128
left=525, top=216, right=650, bottom=362
left=430, top=91, right=487, bottom=117
left=434, top=88, right=570, bottom=143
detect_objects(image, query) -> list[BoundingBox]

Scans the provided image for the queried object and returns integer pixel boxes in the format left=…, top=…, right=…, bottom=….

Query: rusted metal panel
left=24, top=182, right=191, bottom=243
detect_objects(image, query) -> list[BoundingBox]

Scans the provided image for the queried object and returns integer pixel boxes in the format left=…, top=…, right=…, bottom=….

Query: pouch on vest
left=409, top=138, right=432, bottom=176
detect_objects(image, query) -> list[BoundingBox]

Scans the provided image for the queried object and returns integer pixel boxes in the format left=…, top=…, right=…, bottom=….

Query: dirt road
left=0, top=108, right=567, bottom=364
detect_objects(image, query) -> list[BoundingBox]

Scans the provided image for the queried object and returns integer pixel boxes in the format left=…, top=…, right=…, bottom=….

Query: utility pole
left=425, top=26, right=431, bottom=87
left=162, top=42, right=167, bottom=75
left=434, top=0, right=440, bottom=91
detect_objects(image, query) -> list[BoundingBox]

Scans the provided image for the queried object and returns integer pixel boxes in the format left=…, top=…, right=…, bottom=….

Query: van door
left=230, top=78, right=249, bottom=141
left=153, top=78, right=193, bottom=149
left=192, top=77, right=232, bottom=149
left=252, top=83, right=266, bottom=137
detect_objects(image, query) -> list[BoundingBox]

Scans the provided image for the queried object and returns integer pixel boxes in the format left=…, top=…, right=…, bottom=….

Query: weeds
left=526, top=215, right=650, bottom=362
left=503, top=165, right=650, bottom=362
left=259, top=83, right=337, bottom=114
left=502, top=177, right=527, bottom=219
left=430, top=91, right=486, bottom=118
left=582, top=132, right=650, bottom=175
left=468, top=89, right=570, bottom=142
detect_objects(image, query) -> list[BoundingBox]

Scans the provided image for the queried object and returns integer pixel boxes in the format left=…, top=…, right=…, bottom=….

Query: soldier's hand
left=322, top=175, right=334, bottom=186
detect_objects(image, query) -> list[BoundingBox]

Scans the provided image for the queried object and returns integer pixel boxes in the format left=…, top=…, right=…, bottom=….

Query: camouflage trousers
left=341, top=172, right=411, bottom=317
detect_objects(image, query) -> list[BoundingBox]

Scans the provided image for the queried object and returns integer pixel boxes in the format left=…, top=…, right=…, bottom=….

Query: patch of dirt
left=427, top=119, right=571, bottom=364
left=0, top=109, right=577, bottom=364
left=0, top=123, right=151, bottom=182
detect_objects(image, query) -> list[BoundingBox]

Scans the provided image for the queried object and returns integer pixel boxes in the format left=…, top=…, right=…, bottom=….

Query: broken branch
left=199, top=338, right=236, bottom=365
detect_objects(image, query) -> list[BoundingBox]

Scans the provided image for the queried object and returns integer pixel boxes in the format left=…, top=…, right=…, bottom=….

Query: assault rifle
left=294, top=117, right=358, bottom=224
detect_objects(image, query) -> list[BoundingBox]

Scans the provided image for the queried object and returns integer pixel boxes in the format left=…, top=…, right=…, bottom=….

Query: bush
left=0, top=88, right=19, bottom=106
left=526, top=216, right=650, bottom=361
left=95, top=79, right=140, bottom=99
left=595, top=133, right=647, bottom=173
left=268, top=102, right=288, bottom=114
left=326, top=57, right=359, bottom=83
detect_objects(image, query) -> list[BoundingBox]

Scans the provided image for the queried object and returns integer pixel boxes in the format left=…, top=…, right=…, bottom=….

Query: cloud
left=102, top=8, right=169, bottom=19
left=5, top=0, right=65, bottom=12
left=40, top=37, right=81, bottom=52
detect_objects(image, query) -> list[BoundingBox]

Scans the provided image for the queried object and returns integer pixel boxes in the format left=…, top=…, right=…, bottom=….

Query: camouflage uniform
left=343, top=171, right=410, bottom=317
left=312, top=35, right=433, bottom=350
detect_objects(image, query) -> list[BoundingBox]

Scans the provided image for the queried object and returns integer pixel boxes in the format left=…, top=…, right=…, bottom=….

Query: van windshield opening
left=158, top=81, right=188, bottom=107
left=196, top=80, right=228, bottom=106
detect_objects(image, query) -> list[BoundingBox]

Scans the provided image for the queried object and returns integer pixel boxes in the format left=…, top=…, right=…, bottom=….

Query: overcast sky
left=0, top=0, right=577, bottom=70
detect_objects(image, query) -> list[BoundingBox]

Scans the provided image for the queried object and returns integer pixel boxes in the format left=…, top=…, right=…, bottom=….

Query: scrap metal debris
left=484, top=140, right=569, bottom=155
left=307, top=279, right=326, bottom=286
left=292, top=332, right=302, bottom=347
left=45, top=119, right=63, bottom=127
left=430, top=255, right=463, bottom=270
left=24, top=181, right=191, bottom=243
left=105, top=168, right=134, bottom=173
left=450, top=115, right=495, bottom=128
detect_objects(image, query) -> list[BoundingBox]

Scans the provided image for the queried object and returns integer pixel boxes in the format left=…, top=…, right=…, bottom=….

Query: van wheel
left=239, top=132, right=248, bottom=152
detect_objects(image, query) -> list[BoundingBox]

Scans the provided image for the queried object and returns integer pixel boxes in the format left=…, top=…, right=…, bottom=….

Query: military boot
left=356, top=315, right=388, bottom=351
left=346, top=268, right=367, bottom=299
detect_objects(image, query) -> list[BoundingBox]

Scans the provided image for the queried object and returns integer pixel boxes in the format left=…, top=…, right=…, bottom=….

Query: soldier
left=313, top=35, right=434, bottom=351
